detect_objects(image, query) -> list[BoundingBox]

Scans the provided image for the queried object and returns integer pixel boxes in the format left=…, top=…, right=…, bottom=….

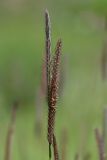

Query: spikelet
left=50, top=40, right=62, bottom=108
left=45, top=9, right=51, bottom=100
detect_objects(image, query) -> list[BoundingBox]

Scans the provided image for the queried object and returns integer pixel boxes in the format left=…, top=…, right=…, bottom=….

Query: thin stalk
left=102, top=108, right=107, bottom=159
left=4, top=101, right=18, bottom=160
left=95, top=128, right=106, bottom=160
left=53, top=134, right=59, bottom=160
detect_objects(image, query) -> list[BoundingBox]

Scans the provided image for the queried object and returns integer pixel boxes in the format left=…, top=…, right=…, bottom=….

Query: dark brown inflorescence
left=45, top=9, right=62, bottom=160
left=48, top=40, right=62, bottom=146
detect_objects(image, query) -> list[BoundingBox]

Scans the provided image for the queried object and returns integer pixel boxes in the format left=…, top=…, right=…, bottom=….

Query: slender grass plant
left=45, top=9, right=62, bottom=160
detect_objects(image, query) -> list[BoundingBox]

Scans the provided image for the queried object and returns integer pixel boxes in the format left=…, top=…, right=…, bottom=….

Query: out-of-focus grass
left=0, top=4, right=107, bottom=159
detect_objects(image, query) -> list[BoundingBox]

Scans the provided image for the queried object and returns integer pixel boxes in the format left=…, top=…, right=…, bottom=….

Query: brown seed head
left=50, top=39, right=62, bottom=108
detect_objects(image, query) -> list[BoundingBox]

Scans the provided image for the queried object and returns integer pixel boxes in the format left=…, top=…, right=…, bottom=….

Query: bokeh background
left=0, top=0, right=107, bottom=159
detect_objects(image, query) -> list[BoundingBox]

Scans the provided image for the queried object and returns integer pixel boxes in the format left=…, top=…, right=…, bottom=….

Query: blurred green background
left=0, top=0, right=107, bottom=159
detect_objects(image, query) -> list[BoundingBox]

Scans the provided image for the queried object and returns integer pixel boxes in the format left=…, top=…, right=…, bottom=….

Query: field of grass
left=0, top=1, right=107, bottom=159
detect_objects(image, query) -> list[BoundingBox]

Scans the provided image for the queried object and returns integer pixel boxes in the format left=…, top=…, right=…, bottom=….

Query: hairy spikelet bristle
left=53, top=134, right=59, bottom=160
left=95, top=128, right=106, bottom=160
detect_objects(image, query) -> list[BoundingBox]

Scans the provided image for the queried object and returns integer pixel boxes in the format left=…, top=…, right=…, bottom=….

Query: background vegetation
left=0, top=0, right=107, bottom=159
